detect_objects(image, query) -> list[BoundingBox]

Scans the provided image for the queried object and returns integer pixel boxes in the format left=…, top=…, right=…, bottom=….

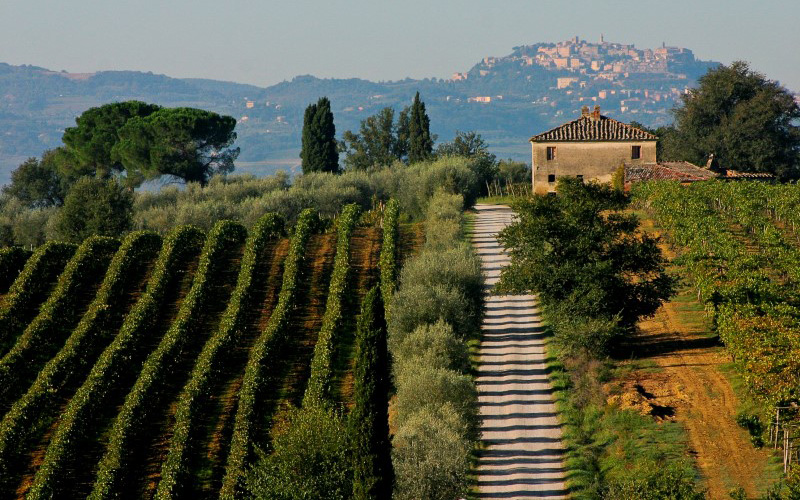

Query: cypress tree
left=300, top=97, right=340, bottom=173
left=407, top=92, right=433, bottom=164
left=349, top=286, right=393, bottom=499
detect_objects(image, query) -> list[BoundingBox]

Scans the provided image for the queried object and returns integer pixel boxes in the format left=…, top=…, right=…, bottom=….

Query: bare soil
left=191, top=238, right=289, bottom=498
left=10, top=253, right=161, bottom=500
left=332, top=226, right=382, bottom=408
left=618, top=216, right=778, bottom=499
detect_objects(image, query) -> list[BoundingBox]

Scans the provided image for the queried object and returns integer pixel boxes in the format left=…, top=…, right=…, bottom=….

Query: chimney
left=581, top=105, right=590, bottom=118
left=591, top=105, right=601, bottom=120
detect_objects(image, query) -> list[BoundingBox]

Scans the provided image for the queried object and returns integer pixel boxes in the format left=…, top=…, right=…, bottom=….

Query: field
left=0, top=204, right=410, bottom=499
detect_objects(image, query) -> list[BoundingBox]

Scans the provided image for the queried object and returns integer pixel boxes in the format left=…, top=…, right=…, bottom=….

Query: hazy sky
left=1, top=0, right=798, bottom=91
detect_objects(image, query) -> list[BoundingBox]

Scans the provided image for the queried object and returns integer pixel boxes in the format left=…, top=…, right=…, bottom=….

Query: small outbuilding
left=530, top=105, right=657, bottom=193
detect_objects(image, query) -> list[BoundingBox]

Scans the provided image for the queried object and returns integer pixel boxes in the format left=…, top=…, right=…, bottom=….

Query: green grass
left=546, top=327, right=701, bottom=497
left=718, top=362, right=785, bottom=496
left=476, top=195, right=521, bottom=205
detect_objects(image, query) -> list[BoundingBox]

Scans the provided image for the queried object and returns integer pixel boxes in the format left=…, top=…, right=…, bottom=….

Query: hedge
left=378, top=199, right=400, bottom=309
left=21, top=226, right=206, bottom=500
left=220, top=208, right=319, bottom=500
left=0, top=231, right=161, bottom=490
left=303, top=203, right=360, bottom=407
left=0, top=241, right=76, bottom=354
left=146, top=214, right=285, bottom=499
left=0, top=236, right=119, bottom=404
left=387, top=192, right=481, bottom=499
left=0, top=247, right=31, bottom=293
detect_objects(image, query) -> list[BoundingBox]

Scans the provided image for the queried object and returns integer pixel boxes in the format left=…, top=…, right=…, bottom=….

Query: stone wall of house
left=532, top=141, right=656, bottom=193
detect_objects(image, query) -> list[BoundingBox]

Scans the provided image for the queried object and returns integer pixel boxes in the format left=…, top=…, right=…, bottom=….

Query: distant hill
left=0, top=37, right=720, bottom=185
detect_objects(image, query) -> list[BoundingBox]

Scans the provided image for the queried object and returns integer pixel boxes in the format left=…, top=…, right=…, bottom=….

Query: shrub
left=388, top=283, right=476, bottom=348
left=0, top=241, right=75, bottom=351
left=303, top=204, right=360, bottom=407
left=391, top=404, right=472, bottom=500
left=0, top=247, right=31, bottom=293
left=378, top=199, right=400, bottom=304
left=54, top=177, right=133, bottom=242
left=221, top=208, right=319, bottom=499
left=398, top=243, right=482, bottom=319
left=391, top=365, right=478, bottom=437
left=0, top=232, right=160, bottom=491
left=247, top=406, right=353, bottom=500
left=392, top=320, right=469, bottom=374
left=0, top=235, right=119, bottom=402
left=151, top=214, right=284, bottom=499
left=603, top=461, right=705, bottom=499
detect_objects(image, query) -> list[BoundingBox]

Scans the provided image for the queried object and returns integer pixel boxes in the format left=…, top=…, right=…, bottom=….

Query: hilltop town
left=448, top=36, right=716, bottom=121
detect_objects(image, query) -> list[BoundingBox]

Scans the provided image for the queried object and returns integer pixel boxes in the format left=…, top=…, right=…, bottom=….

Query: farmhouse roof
left=624, top=161, right=720, bottom=183
left=530, top=106, right=658, bottom=142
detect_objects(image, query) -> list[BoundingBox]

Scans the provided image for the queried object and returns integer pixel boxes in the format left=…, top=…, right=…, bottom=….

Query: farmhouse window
left=546, top=146, right=556, bottom=161
left=631, top=145, right=641, bottom=160
left=547, top=174, right=556, bottom=183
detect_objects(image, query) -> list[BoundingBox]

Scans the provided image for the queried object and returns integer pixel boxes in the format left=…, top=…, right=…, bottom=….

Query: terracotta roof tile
left=625, top=162, right=719, bottom=182
left=530, top=115, right=658, bottom=142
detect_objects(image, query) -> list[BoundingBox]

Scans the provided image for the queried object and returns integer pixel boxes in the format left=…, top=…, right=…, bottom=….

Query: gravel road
left=472, top=204, right=567, bottom=499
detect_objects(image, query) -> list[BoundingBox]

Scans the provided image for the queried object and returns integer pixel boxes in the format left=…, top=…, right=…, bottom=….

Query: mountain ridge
left=0, top=37, right=721, bottom=185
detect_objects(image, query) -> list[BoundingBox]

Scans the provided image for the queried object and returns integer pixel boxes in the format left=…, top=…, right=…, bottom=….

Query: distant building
left=530, top=105, right=657, bottom=193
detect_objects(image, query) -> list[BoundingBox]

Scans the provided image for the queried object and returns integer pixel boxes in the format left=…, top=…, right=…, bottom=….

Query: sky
left=1, top=0, right=798, bottom=91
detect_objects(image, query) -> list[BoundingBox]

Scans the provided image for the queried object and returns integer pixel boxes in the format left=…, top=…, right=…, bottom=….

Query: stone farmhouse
left=530, top=105, right=657, bottom=193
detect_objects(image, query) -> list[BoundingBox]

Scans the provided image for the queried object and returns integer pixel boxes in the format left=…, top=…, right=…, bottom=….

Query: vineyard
left=633, top=181, right=800, bottom=420
left=0, top=202, right=401, bottom=499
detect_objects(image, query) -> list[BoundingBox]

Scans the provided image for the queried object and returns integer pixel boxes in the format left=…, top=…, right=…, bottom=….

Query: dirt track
left=635, top=292, right=777, bottom=498
left=630, top=216, right=779, bottom=498
left=472, top=204, right=567, bottom=499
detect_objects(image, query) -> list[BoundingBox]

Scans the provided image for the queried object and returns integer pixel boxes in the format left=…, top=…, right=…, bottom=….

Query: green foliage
left=27, top=223, right=237, bottom=499
left=114, top=107, right=239, bottom=186
left=349, top=286, right=393, bottom=500
left=303, top=203, right=360, bottom=406
left=633, top=180, right=800, bottom=406
left=0, top=241, right=75, bottom=350
left=0, top=247, right=30, bottom=293
left=735, top=412, right=765, bottom=447
left=389, top=193, right=482, bottom=346
left=378, top=199, right=400, bottom=306
left=0, top=236, right=119, bottom=491
left=612, top=163, right=626, bottom=192
left=54, top=176, right=134, bottom=242
left=62, top=101, right=161, bottom=179
left=498, top=177, right=675, bottom=355
left=3, top=151, right=67, bottom=208
left=393, top=321, right=469, bottom=374
left=0, top=232, right=160, bottom=490
left=387, top=191, right=480, bottom=499
left=497, top=158, right=530, bottom=184
left=436, top=131, right=498, bottom=194
left=301, top=97, right=339, bottom=174
left=0, top=194, right=60, bottom=247
left=247, top=405, right=353, bottom=500
left=604, top=461, right=706, bottom=499
left=151, top=214, right=284, bottom=499
left=391, top=404, right=472, bottom=500
left=664, top=61, right=800, bottom=179
left=0, top=236, right=119, bottom=402
left=222, top=208, right=319, bottom=499
left=72, top=225, right=204, bottom=500
left=342, top=107, right=403, bottom=170
left=407, top=92, right=434, bottom=164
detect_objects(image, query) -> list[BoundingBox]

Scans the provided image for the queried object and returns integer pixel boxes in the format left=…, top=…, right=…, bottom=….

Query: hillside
left=0, top=36, right=720, bottom=184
